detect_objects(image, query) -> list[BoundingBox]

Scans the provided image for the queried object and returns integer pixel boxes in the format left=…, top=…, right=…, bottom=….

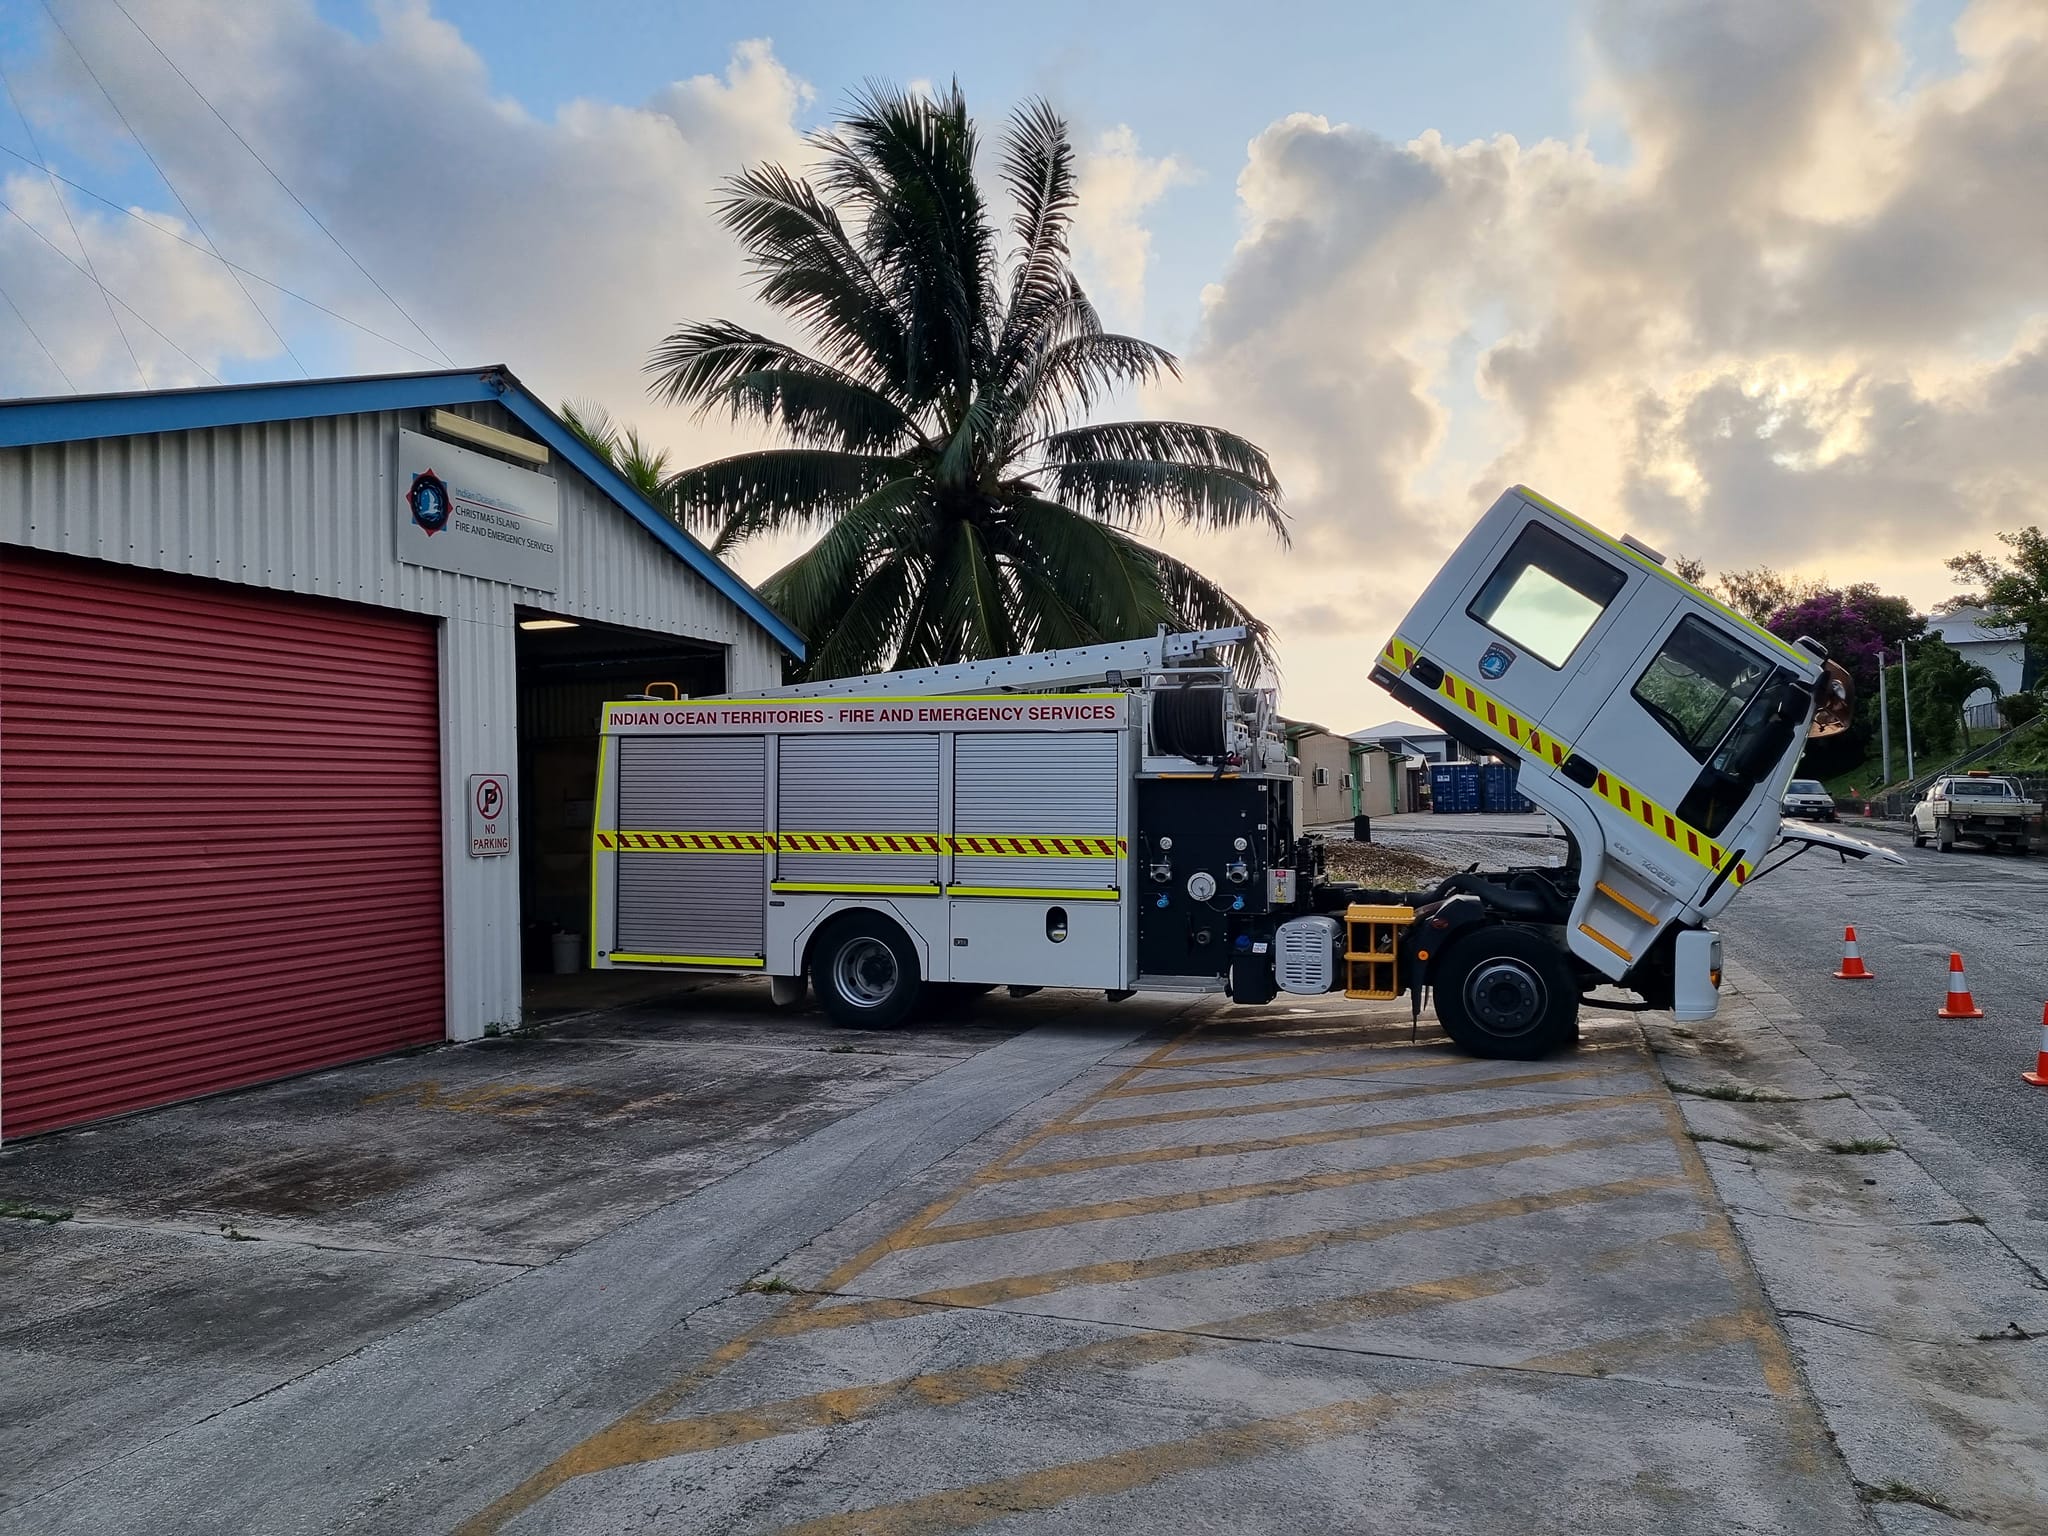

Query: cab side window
left=1467, top=523, right=1628, bottom=668
left=1631, top=616, right=1773, bottom=763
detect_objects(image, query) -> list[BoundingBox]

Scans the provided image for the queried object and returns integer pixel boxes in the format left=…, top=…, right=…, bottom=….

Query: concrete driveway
left=2, top=983, right=1869, bottom=1535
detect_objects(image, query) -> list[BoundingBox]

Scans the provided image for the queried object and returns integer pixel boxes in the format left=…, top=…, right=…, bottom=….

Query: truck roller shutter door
left=778, top=735, right=940, bottom=889
left=955, top=733, right=1120, bottom=893
left=615, top=736, right=766, bottom=959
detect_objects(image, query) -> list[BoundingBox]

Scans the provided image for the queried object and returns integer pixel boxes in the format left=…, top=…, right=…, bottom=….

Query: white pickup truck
left=1911, top=772, right=2041, bottom=854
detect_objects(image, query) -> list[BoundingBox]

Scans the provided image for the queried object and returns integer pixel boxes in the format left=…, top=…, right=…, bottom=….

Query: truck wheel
left=1433, top=926, right=1578, bottom=1061
left=1936, top=818, right=1955, bottom=852
left=809, top=912, right=922, bottom=1029
left=1912, top=833, right=1927, bottom=848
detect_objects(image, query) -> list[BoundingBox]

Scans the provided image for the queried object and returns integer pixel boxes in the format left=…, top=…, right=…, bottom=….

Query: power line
left=106, top=0, right=456, bottom=367
left=0, top=194, right=220, bottom=384
left=0, top=58, right=148, bottom=387
left=0, top=143, right=445, bottom=366
left=0, top=277, right=78, bottom=392
left=41, top=0, right=309, bottom=378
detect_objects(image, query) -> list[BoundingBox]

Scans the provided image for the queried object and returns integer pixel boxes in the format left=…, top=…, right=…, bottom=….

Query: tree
left=645, top=85, right=1284, bottom=679
left=1764, top=584, right=1922, bottom=698
left=561, top=400, right=675, bottom=506
left=1946, top=526, right=2048, bottom=648
left=1717, top=565, right=1821, bottom=623
left=1670, top=554, right=1708, bottom=586
left=1902, top=635, right=1998, bottom=756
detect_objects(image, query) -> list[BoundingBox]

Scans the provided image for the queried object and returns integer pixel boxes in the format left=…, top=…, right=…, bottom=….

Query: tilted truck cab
left=588, top=486, right=1896, bottom=1058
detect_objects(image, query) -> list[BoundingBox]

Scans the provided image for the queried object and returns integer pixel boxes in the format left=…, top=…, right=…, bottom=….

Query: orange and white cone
left=2023, top=1004, right=2048, bottom=1088
left=1833, top=927, right=1873, bottom=980
left=1937, top=953, right=1984, bottom=1019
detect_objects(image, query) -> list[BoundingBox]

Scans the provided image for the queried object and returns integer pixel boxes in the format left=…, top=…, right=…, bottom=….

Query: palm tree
left=560, top=400, right=675, bottom=507
left=646, top=84, right=1286, bottom=679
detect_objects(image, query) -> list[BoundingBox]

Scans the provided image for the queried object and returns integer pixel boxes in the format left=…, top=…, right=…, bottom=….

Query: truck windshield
left=1946, top=780, right=2015, bottom=798
left=1632, top=616, right=1772, bottom=763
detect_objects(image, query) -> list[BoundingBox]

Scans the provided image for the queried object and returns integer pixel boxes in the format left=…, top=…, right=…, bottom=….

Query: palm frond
left=1150, top=548, right=1278, bottom=681
left=993, top=99, right=1079, bottom=377
left=559, top=399, right=619, bottom=461
left=667, top=448, right=905, bottom=540
left=1044, top=457, right=1290, bottom=541
left=711, top=164, right=912, bottom=395
left=1007, top=330, right=1179, bottom=441
left=995, top=497, right=1173, bottom=639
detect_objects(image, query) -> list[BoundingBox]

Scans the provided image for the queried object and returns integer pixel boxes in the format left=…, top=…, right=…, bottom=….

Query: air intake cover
left=1274, top=915, right=1341, bottom=995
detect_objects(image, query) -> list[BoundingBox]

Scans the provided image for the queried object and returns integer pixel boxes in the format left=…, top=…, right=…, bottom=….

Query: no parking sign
left=468, top=773, right=512, bottom=857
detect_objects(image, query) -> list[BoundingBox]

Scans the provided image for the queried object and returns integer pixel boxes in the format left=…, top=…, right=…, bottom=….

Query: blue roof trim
left=0, top=371, right=500, bottom=448
left=0, top=366, right=805, bottom=660
left=491, top=388, right=804, bottom=659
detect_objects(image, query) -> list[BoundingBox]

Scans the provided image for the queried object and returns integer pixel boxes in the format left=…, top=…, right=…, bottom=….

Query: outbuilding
left=0, top=367, right=801, bottom=1139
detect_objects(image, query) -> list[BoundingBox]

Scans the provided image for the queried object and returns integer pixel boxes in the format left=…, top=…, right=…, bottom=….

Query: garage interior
left=515, top=609, right=729, bottom=981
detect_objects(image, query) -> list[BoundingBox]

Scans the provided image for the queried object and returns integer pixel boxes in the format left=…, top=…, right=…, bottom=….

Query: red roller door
left=1, top=549, right=445, bottom=1138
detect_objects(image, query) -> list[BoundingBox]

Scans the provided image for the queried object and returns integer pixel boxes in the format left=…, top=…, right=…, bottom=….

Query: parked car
left=1911, top=773, right=2040, bottom=853
left=1780, top=779, right=1836, bottom=822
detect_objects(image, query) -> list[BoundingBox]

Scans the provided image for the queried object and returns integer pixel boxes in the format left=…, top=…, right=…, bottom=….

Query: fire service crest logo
left=406, top=469, right=452, bottom=535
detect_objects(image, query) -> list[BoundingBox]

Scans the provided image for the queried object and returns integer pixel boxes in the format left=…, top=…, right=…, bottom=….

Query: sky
left=1, top=0, right=2042, bottom=730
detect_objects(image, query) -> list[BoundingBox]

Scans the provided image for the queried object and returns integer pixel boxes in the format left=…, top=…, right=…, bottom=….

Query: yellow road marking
left=554, top=1230, right=1699, bottom=1474
left=904, top=1130, right=1664, bottom=1248
left=763, top=1311, right=1762, bottom=1536
left=454, top=1005, right=1217, bottom=1536
left=982, top=1092, right=1662, bottom=1183
left=1049, top=1061, right=1639, bottom=1137
left=1100, top=1038, right=1637, bottom=1100
left=780, top=1174, right=1689, bottom=1330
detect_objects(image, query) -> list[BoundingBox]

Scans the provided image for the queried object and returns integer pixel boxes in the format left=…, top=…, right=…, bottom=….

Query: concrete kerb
left=1644, top=969, right=2048, bottom=1532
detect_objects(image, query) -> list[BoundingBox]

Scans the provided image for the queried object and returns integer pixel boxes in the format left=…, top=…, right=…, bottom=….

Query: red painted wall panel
left=1, top=549, right=444, bottom=1138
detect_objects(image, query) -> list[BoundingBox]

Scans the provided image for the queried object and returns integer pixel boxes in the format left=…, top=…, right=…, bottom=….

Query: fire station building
left=0, top=368, right=802, bottom=1139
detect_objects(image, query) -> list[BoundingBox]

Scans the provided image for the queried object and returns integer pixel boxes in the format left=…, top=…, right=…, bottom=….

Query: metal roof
left=0, top=365, right=804, bottom=659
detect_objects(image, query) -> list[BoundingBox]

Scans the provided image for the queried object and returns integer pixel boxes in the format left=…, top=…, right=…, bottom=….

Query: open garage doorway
left=515, top=611, right=726, bottom=1011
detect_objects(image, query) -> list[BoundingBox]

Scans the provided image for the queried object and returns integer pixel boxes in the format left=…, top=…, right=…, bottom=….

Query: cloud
left=0, top=1, right=810, bottom=445
left=1148, top=0, right=2048, bottom=728
left=1069, top=125, right=1191, bottom=322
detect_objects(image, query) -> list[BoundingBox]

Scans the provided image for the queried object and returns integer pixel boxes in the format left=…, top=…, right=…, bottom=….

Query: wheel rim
left=832, top=937, right=899, bottom=1009
left=1464, top=958, right=1546, bottom=1038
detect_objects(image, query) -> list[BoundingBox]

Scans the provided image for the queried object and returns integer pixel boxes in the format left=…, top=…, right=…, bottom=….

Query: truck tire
left=1432, top=925, right=1578, bottom=1061
left=1936, top=818, right=1956, bottom=852
left=1912, top=832, right=1927, bottom=848
left=809, top=912, right=922, bottom=1029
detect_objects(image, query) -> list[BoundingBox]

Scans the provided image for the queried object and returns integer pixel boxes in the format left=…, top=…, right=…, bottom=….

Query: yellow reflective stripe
left=948, top=833, right=1125, bottom=858
left=596, top=830, right=775, bottom=854
left=1594, top=881, right=1656, bottom=924
left=947, top=886, right=1121, bottom=901
left=771, top=882, right=942, bottom=895
left=607, top=953, right=765, bottom=967
left=594, top=831, right=1128, bottom=858
left=589, top=733, right=609, bottom=970
left=1513, top=485, right=1810, bottom=668
left=1577, top=923, right=1634, bottom=962
left=1382, top=634, right=1752, bottom=886
left=1380, top=638, right=1572, bottom=768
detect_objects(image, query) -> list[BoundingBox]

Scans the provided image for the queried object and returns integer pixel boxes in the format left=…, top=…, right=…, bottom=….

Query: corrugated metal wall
left=0, top=400, right=788, bottom=1064
left=0, top=551, right=444, bottom=1138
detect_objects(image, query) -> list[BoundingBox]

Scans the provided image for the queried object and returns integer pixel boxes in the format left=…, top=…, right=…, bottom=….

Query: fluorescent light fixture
left=519, top=618, right=580, bottom=630
left=428, top=408, right=550, bottom=466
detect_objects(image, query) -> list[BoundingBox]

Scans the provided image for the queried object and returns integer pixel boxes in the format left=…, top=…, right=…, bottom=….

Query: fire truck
left=589, top=485, right=1899, bottom=1057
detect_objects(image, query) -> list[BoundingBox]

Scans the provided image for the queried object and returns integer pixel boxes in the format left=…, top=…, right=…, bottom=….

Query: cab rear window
left=1467, top=523, right=1627, bottom=668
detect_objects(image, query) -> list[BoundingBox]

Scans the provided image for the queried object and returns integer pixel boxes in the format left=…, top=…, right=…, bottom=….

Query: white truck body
left=1911, top=774, right=2040, bottom=852
left=588, top=486, right=1898, bottom=1055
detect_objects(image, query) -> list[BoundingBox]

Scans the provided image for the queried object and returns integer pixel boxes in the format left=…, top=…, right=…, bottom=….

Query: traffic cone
left=1937, top=953, right=1984, bottom=1019
left=2022, top=1004, right=2048, bottom=1088
left=1832, top=927, right=1874, bottom=980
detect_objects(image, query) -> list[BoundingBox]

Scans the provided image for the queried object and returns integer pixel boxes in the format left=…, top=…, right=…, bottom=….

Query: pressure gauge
left=1233, top=836, right=1248, bottom=850
left=1159, top=836, right=1174, bottom=851
left=1186, top=870, right=1218, bottom=902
